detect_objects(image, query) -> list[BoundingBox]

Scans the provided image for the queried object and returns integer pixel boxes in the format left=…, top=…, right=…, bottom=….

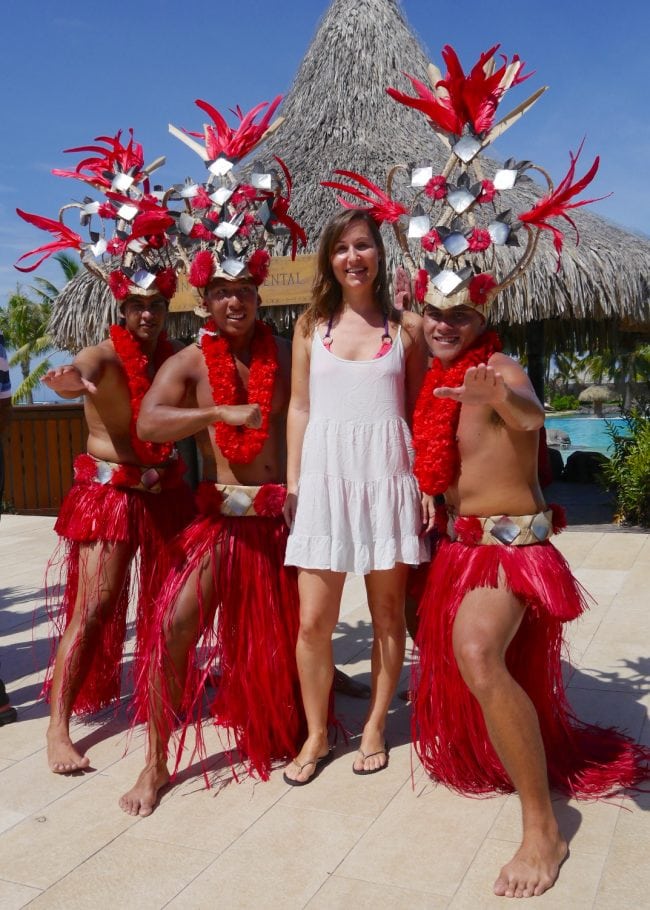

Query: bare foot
left=493, top=829, right=568, bottom=898
left=46, top=727, right=91, bottom=773
left=283, top=734, right=330, bottom=784
left=119, top=762, right=170, bottom=817
left=352, top=727, right=389, bottom=774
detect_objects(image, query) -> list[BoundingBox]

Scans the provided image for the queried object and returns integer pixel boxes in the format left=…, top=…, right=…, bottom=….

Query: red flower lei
left=201, top=319, right=278, bottom=464
left=413, top=330, right=502, bottom=495
left=109, top=325, right=175, bottom=465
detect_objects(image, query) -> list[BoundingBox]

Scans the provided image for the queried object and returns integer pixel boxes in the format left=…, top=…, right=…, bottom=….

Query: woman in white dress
left=283, top=208, right=428, bottom=784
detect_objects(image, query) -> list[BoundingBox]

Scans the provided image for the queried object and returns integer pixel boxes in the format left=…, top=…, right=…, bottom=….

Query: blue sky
left=1, top=0, right=648, bottom=388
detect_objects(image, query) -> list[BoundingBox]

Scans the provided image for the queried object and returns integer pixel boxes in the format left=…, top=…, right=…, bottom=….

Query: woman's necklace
left=322, top=313, right=393, bottom=358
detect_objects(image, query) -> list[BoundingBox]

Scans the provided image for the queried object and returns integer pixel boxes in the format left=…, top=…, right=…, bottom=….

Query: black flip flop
left=283, top=749, right=335, bottom=787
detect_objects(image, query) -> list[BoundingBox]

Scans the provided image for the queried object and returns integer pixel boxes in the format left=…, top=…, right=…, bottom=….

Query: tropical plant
left=603, top=407, right=650, bottom=527
left=0, top=290, right=53, bottom=404
left=549, top=393, right=580, bottom=412
left=582, top=340, right=650, bottom=410
left=31, top=252, right=80, bottom=307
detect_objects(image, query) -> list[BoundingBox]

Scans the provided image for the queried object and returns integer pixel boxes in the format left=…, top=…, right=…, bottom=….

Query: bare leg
left=47, top=540, right=133, bottom=773
left=119, top=550, right=218, bottom=816
left=283, top=568, right=345, bottom=784
left=452, top=586, right=568, bottom=898
left=353, top=564, right=407, bottom=772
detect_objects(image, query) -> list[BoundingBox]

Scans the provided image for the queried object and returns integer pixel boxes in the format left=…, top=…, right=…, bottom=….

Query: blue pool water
left=545, top=416, right=629, bottom=457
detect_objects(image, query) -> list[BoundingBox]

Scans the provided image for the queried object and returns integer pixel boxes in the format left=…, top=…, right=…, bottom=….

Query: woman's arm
left=283, top=316, right=311, bottom=526
left=401, top=311, right=428, bottom=424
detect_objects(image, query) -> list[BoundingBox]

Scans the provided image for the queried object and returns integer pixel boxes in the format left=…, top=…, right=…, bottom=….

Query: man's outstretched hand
left=434, top=364, right=508, bottom=405
left=43, top=365, right=97, bottom=395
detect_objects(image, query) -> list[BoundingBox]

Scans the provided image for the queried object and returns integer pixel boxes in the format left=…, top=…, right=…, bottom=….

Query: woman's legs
left=354, top=563, right=408, bottom=771
left=284, top=568, right=345, bottom=783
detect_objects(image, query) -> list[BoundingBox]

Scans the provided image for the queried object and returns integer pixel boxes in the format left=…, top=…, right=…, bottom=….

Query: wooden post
left=525, top=320, right=546, bottom=405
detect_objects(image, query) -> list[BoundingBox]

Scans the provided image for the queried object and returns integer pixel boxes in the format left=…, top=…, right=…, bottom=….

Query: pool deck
left=0, top=508, right=648, bottom=910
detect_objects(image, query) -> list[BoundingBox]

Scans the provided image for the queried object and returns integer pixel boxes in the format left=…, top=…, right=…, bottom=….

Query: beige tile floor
left=0, top=514, right=648, bottom=909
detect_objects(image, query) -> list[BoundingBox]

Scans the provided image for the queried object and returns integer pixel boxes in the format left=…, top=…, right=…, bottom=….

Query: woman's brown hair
left=301, top=208, right=393, bottom=337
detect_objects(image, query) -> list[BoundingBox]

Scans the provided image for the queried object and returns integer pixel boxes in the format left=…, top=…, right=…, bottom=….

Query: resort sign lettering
left=260, top=255, right=317, bottom=306
left=169, top=255, right=317, bottom=312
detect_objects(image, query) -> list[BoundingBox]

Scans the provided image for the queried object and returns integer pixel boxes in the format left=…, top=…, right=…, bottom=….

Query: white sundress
left=284, top=326, right=428, bottom=574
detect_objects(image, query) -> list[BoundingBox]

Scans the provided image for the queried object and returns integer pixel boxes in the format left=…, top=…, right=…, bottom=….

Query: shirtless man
left=43, top=293, right=193, bottom=773
left=412, top=301, right=648, bottom=899
left=119, top=275, right=305, bottom=817
left=417, top=303, right=566, bottom=898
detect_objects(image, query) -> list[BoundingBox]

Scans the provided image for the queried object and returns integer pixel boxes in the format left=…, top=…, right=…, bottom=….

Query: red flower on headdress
left=253, top=484, right=287, bottom=518
left=478, top=180, right=496, bottom=204
left=425, top=175, right=447, bottom=200
left=550, top=503, right=567, bottom=534
left=108, top=269, right=132, bottom=301
left=469, top=273, right=496, bottom=306
left=189, top=250, right=215, bottom=288
left=232, top=184, right=258, bottom=206
left=191, top=187, right=213, bottom=210
left=106, top=237, right=128, bottom=256
left=97, top=202, right=118, bottom=219
left=518, top=141, right=607, bottom=264
left=190, top=223, right=214, bottom=240
left=467, top=228, right=491, bottom=252
left=155, top=267, right=177, bottom=300
left=322, top=170, right=408, bottom=225
left=421, top=230, right=441, bottom=252
left=248, top=249, right=271, bottom=285
left=414, top=269, right=429, bottom=303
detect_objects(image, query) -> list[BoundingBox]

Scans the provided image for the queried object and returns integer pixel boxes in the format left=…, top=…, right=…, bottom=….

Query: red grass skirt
left=132, top=504, right=305, bottom=781
left=412, top=537, right=649, bottom=796
left=43, top=478, right=194, bottom=715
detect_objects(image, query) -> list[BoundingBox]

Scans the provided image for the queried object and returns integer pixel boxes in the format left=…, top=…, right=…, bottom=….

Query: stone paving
left=0, top=513, right=648, bottom=909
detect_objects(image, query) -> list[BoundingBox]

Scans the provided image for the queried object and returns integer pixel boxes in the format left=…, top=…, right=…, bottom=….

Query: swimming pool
left=545, top=415, right=629, bottom=457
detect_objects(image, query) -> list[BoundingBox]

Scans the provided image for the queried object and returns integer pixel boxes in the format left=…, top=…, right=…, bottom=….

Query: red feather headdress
left=15, top=129, right=179, bottom=301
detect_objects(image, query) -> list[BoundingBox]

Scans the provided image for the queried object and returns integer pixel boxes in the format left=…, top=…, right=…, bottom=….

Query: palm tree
left=31, top=252, right=80, bottom=306
left=0, top=290, right=53, bottom=404
left=582, top=340, right=650, bottom=410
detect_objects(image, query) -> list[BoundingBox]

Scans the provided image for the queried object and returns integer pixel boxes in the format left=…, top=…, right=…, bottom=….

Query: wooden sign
left=168, top=255, right=317, bottom=313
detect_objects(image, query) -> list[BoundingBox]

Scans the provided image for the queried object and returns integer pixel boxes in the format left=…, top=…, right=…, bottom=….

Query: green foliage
left=549, top=393, right=580, bottom=412
left=603, top=408, right=650, bottom=527
left=0, top=289, right=53, bottom=404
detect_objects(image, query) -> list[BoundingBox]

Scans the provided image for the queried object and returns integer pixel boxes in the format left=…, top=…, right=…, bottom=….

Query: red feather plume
left=15, top=209, right=83, bottom=272
left=321, top=170, right=407, bottom=224
left=518, top=141, right=609, bottom=264
left=193, top=96, right=282, bottom=162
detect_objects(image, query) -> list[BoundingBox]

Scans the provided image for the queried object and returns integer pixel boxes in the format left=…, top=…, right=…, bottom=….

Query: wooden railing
left=2, top=404, right=86, bottom=515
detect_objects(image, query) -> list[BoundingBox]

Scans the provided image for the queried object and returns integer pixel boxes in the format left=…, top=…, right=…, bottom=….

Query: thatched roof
left=50, top=0, right=649, bottom=352
left=255, top=0, right=650, bottom=345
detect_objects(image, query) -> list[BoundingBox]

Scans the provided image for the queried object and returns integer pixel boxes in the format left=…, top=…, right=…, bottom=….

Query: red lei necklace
left=413, top=330, right=502, bottom=495
left=201, top=319, right=278, bottom=464
left=109, top=325, right=175, bottom=465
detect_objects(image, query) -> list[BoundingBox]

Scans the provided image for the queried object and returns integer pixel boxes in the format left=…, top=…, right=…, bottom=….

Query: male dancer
left=119, top=272, right=304, bottom=816
left=43, top=292, right=193, bottom=772
left=411, top=300, right=648, bottom=898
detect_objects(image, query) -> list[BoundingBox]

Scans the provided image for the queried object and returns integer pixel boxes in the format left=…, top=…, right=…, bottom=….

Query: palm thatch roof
left=50, top=0, right=649, bottom=353
left=255, top=0, right=650, bottom=350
